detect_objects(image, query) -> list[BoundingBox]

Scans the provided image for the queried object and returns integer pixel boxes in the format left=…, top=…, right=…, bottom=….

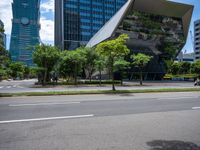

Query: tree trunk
left=108, top=68, right=111, bottom=80
left=111, top=64, right=116, bottom=91
left=46, top=71, right=50, bottom=82
left=99, top=70, right=102, bottom=86
left=140, top=69, right=143, bottom=86
left=43, top=63, right=47, bottom=86
left=89, top=72, right=92, bottom=83
left=112, top=79, right=116, bottom=91
left=43, top=70, right=47, bottom=86
left=66, top=76, right=69, bottom=83
left=74, top=64, right=77, bottom=85
left=130, top=72, right=134, bottom=81
left=120, top=72, right=123, bottom=86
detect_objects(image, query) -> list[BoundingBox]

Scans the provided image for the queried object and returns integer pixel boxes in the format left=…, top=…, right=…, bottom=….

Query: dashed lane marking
left=9, top=102, right=81, bottom=107
left=192, top=107, right=200, bottom=110
left=0, top=114, right=94, bottom=124
left=158, top=96, right=199, bottom=100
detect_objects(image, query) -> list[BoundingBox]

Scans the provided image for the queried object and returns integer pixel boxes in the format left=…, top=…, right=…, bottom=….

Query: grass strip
left=0, top=88, right=200, bottom=97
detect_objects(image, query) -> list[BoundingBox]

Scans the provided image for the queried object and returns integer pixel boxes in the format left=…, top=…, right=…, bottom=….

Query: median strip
left=0, top=114, right=94, bottom=124
left=0, top=88, right=200, bottom=97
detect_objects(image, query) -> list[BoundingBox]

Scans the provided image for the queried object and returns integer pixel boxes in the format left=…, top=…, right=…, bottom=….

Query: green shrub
left=0, top=69, right=7, bottom=81
left=163, top=74, right=198, bottom=79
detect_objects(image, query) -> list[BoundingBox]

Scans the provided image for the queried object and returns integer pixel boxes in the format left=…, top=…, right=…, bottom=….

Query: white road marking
left=0, top=114, right=94, bottom=124
left=13, top=85, right=17, bottom=88
left=6, top=86, right=11, bottom=88
left=158, top=96, right=198, bottom=100
left=0, top=86, right=3, bottom=89
left=192, top=107, right=200, bottom=110
left=9, top=102, right=81, bottom=107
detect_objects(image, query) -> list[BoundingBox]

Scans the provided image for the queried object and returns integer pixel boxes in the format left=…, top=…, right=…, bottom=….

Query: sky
left=0, top=0, right=54, bottom=48
left=0, top=0, right=199, bottom=53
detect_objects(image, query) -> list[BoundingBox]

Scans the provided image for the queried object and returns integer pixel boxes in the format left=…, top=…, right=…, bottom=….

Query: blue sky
left=0, top=0, right=199, bottom=53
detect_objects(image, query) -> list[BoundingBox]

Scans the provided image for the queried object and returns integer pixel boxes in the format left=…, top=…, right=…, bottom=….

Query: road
left=0, top=79, right=198, bottom=93
left=0, top=92, right=200, bottom=150
left=0, top=79, right=35, bottom=93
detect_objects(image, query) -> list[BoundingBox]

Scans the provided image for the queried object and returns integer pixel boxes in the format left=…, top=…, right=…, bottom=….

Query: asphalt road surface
left=0, top=92, right=200, bottom=150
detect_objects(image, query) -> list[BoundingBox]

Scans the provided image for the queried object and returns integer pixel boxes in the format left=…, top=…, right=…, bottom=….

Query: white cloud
left=0, top=0, right=13, bottom=35
left=40, top=16, right=54, bottom=44
left=40, top=0, right=54, bottom=13
left=40, top=0, right=54, bottom=44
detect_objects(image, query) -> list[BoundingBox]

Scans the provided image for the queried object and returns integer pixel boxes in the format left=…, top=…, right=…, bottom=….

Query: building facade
left=55, top=0, right=127, bottom=50
left=87, top=0, right=193, bottom=79
left=10, top=0, right=40, bottom=66
left=0, top=20, right=6, bottom=49
left=177, top=51, right=194, bottom=62
left=194, top=19, right=200, bottom=61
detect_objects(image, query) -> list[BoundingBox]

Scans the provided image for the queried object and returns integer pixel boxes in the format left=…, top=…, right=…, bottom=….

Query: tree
left=164, top=59, right=173, bottom=74
left=0, top=46, right=10, bottom=81
left=170, top=62, right=181, bottom=75
left=179, top=62, right=191, bottom=74
left=114, top=59, right=130, bottom=85
left=131, top=53, right=152, bottom=85
left=59, top=50, right=76, bottom=82
left=191, top=61, right=200, bottom=76
left=94, top=56, right=106, bottom=86
left=0, top=25, right=11, bottom=80
left=8, top=62, right=25, bottom=79
left=29, top=67, right=38, bottom=78
left=0, top=69, right=7, bottom=81
left=96, top=34, right=130, bottom=91
left=23, top=66, right=30, bottom=79
left=80, top=47, right=98, bottom=82
left=59, top=51, right=74, bottom=81
left=33, top=44, right=60, bottom=85
left=59, top=48, right=86, bottom=85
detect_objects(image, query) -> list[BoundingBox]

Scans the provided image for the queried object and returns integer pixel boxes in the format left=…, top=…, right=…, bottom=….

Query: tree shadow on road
left=147, top=140, right=200, bottom=150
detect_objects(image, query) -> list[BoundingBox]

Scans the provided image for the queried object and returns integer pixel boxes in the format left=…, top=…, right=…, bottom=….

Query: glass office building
left=194, top=19, right=200, bottom=61
left=10, top=0, right=40, bottom=66
left=55, top=0, right=127, bottom=50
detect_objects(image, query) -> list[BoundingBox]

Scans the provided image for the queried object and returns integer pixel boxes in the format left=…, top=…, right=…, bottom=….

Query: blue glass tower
left=55, top=0, right=127, bottom=50
left=10, top=0, right=40, bottom=66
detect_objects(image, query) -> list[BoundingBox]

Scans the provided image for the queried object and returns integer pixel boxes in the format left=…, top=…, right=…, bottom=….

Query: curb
left=0, top=88, right=200, bottom=97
